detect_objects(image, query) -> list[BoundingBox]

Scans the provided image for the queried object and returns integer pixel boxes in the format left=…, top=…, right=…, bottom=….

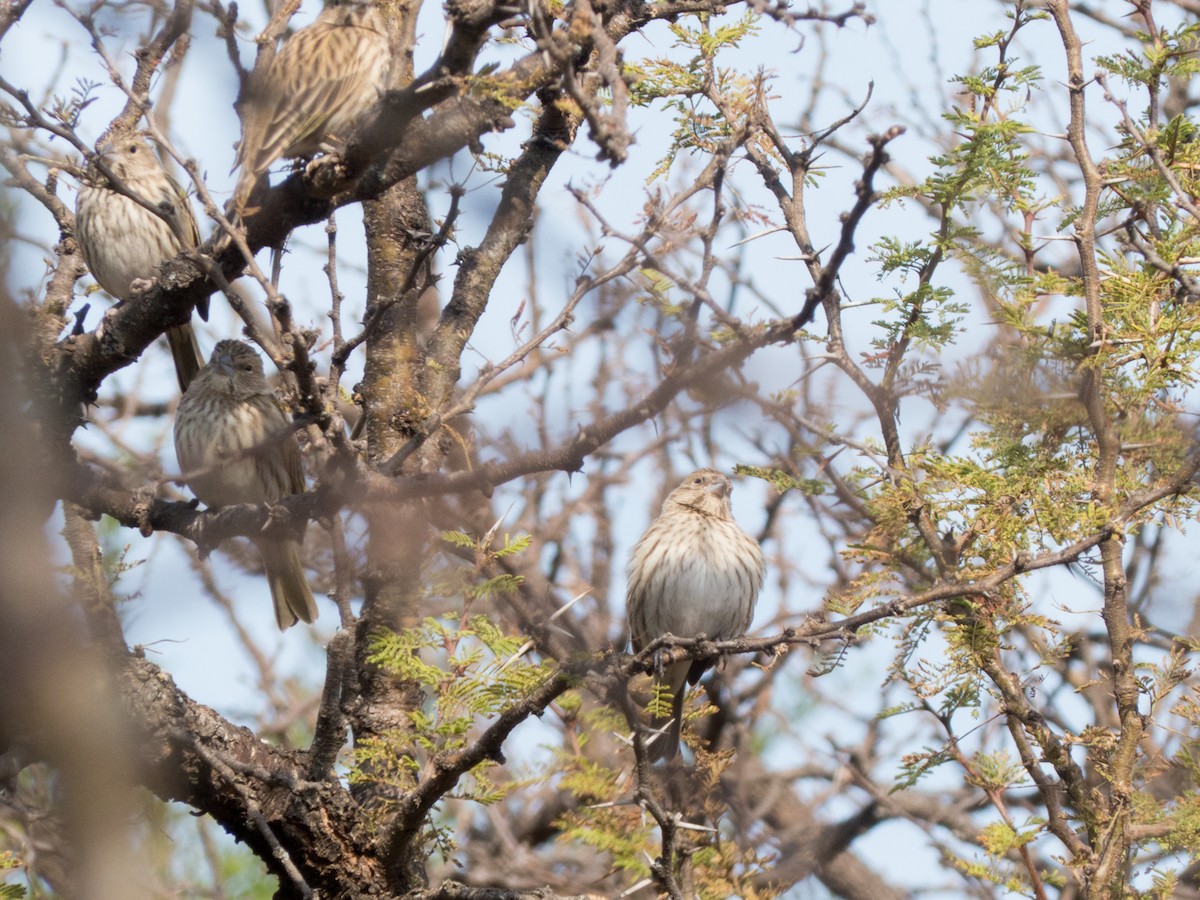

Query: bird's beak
left=215, top=351, right=236, bottom=377
left=706, top=480, right=729, bottom=498
left=94, top=142, right=119, bottom=167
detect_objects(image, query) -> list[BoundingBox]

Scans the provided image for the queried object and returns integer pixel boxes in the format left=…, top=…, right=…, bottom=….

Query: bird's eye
left=127, top=143, right=138, bottom=154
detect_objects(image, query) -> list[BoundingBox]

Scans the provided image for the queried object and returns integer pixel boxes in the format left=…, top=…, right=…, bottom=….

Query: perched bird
left=232, top=0, right=390, bottom=211
left=75, top=133, right=207, bottom=391
left=626, top=469, right=765, bottom=761
left=174, top=340, right=318, bottom=629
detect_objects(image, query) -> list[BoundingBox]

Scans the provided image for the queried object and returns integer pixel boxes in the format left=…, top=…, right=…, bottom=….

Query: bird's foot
left=651, top=645, right=674, bottom=679
left=262, top=500, right=294, bottom=536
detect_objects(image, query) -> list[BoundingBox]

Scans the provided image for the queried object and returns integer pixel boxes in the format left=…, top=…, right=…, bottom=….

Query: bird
left=75, top=132, right=208, bottom=392
left=174, top=340, right=318, bottom=629
left=626, top=469, right=765, bottom=761
left=231, top=0, right=390, bottom=213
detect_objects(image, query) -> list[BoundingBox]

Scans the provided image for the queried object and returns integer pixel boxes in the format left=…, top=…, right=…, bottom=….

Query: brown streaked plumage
left=626, top=469, right=765, bottom=761
left=75, top=132, right=207, bottom=391
left=174, top=340, right=318, bottom=629
left=232, top=0, right=390, bottom=211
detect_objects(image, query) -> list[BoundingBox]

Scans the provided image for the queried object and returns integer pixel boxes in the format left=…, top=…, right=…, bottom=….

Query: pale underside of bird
left=627, top=468, right=766, bottom=761
left=75, top=132, right=208, bottom=391
left=174, top=340, right=318, bottom=630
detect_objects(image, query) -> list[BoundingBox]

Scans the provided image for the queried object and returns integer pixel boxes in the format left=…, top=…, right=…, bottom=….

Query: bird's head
left=92, top=133, right=159, bottom=184
left=663, top=468, right=733, bottom=518
left=207, top=339, right=266, bottom=390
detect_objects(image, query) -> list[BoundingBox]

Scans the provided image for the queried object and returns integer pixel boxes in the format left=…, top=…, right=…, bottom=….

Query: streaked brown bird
left=627, top=469, right=765, bottom=761
left=232, top=0, right=390, bottom=211
left=174, top=340, right=318, bottom=630
left=75, top=133, right=207, bottom=391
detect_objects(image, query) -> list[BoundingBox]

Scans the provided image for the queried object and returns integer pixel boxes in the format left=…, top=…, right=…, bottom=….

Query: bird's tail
left=165, top=323, right=205, bottom=393
left=257, top=537, right=319, bottom=630
left=646, top=660, right=692, bottom=762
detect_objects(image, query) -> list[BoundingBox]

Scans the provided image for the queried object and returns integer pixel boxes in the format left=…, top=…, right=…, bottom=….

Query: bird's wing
left=163, top=174, right=208, bottom=320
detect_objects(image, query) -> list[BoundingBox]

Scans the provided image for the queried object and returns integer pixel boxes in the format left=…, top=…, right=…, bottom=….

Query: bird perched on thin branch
left=75, top=132, right=207, bottom=391
left=174, top=340, right=318, bottom=629
left=232, top=0, right=390, bottom=213
left=627, top=469, right=765, bottom=761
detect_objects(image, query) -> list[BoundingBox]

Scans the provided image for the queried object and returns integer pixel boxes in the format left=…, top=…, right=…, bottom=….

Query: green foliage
left=0, top=852, right=23, bottom=900
left=624, top=12, right=766, bottom=180
left=635, top=266, right=680, bottom=314
left=977, top=819, right=1037, bottom=856
left=345, top=529, right=555, bottom=856
left=968, top=750, right=1028, bottom=793
left=364, top=614, right=555, bottom=757
left=557, top=804, right=656, bottom=879
left=1152, top=792, right=1200, bottom=853
left=1096, top=23, right=1200, bottom=87
left=643, top=677, right=676, bottom=720
left=838, top=6, right=1200, bottom=791
left=947, top=844, right=1047, bottom=897
left=556, top=739, right=782, bottom=898
left=736, top=463, right=826, bottom=497
left=804, top=7, right=1200, bottom=893
left=440, top=529, right=531, bottom=559
left=867, top=238, right=969, bottom=354
left=350, top=614, right=553, bottom=855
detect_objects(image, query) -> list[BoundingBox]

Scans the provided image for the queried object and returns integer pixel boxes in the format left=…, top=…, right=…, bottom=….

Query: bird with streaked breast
left=174, top=339, right=318, bottom=630
left=231, top=0, right=391, bottom=214
left=626, top=468, right=765, bottom=761
left=75, top=132, right=207, bottom=391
